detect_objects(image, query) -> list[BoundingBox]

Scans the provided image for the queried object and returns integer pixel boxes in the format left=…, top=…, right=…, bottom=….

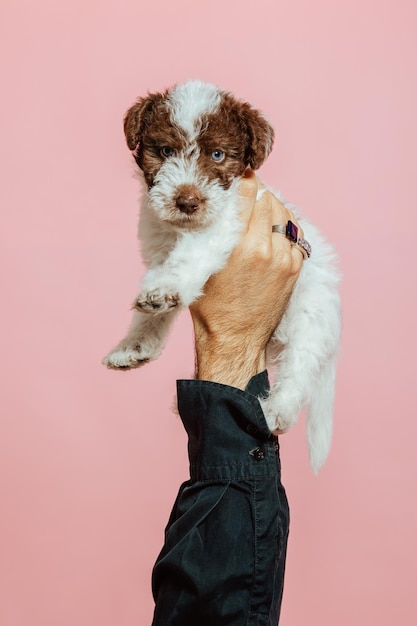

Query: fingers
left=238, top=174, right=306, bottom=270
left=248, top=190, right=274, bottom=245
left=267, top=198, right=305, bottom=273
left=239, top=168, right=258, bottom=196
left=237, top=170, right=258, bottom=228
left=240, top=175, right=279, bottom=244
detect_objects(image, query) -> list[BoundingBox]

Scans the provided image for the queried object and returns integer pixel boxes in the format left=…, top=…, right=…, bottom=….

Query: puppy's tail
left=306, top=356, right=337, bottom=474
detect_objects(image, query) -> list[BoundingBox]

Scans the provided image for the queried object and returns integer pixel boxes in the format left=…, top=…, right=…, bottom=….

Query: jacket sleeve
left=151, top=371, right=289, bottom=626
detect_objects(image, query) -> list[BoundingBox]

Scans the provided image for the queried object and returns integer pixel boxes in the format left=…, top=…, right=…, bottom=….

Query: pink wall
left=1, top=0, right=416, bottom=624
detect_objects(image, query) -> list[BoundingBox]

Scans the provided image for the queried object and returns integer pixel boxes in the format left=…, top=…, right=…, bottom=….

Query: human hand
left=189, top=170, right=304, bottom=390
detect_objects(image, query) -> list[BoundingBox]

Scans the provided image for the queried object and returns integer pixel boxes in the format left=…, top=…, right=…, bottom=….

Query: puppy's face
left=124, top=81, right=274, bottom=230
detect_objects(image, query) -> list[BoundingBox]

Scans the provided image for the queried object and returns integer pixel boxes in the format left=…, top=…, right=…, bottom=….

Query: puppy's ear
left=123, top=93, right=162, bottom=151
left=242, top=104, right=275, bottom=170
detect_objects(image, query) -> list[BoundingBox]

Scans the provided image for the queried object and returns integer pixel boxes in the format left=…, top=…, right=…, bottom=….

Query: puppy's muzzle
left=175, top=194, right=200, bottom=215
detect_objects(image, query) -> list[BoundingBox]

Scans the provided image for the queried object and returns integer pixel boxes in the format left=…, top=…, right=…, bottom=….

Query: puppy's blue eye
left=211, top=150, right=225, bottom=162
left=161, top=146, right=175, bottom=158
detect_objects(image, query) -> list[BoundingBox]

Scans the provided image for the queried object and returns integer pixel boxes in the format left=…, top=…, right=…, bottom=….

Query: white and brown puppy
left=103, top=80, right=341, bottom=472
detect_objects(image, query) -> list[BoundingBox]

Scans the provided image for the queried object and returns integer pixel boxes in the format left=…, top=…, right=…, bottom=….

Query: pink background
left=1, top=0, right=416, bottom=624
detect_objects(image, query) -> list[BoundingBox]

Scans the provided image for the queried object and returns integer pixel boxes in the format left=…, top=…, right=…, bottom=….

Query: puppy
left=103, top=80, right=341, bottom=473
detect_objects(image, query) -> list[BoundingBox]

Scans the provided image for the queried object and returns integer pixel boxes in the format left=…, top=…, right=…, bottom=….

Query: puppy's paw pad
left=134, top=290, right=181, bottom=313
left=102, top=347, right=150, bottom=370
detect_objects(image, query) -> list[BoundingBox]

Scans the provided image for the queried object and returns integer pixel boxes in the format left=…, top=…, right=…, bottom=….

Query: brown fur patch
left=138, top=131, right=183, bottom=188
left=124, top=93, right=165, bottom=151
left=124, top=85, right=274, bottom=190
left=126, top=90, right=186, bottom=188
left=196, top=92, right=274, bottom=188
left=218, top=93, right=274, bottom=170
left=238, top=100, right=275, bottom=170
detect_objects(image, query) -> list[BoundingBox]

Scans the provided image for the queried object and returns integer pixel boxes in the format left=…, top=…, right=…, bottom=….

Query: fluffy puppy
left=103, top=80, right=341, bottom=473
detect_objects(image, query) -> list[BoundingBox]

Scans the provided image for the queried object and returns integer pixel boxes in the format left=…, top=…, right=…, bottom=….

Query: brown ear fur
left=123, top=93, right=163, bottom=151
left=241, top=103, right=275, bottom=170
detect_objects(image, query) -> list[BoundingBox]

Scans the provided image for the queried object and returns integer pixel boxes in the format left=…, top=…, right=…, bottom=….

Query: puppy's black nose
left=176, top=195, right=200, bottom=214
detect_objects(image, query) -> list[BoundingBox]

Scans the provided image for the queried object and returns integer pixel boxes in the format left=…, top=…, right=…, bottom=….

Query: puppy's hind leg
left=262, top=336, right=337, bottom=472
left=261, top=273, right=341, bottom=472
left=102, top=309, right=177, bottom=370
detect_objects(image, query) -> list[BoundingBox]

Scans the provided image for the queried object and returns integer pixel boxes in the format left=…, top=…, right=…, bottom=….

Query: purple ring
left=271, top=221, right=312, bottom=259
left=285, top=220, right=299, bottom=243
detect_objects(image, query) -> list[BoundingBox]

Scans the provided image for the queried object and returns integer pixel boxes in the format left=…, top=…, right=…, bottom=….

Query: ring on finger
left=272, top=220, right=312, bottom=259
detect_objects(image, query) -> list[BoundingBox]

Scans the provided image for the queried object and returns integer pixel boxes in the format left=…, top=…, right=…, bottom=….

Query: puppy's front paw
left=261, top=392, right=300, bottom=434
left=269, top=413, right=296, bottom=434
left=102, top=346, right=150, bottom=370
left=133, top=289, right=181, bottom=313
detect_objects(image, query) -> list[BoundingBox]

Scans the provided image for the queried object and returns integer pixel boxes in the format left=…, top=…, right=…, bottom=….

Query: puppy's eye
left=160, top=146, right=175, bottom=158
left=211, top=150, right=225, bottom=162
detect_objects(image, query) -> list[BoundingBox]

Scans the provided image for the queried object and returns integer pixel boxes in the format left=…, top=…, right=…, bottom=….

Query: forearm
left=190, top=172, right=303, bottom=391
left=193, top=327, right=266, bottom=390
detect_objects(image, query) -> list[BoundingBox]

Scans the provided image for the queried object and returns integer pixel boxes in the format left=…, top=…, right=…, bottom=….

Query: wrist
left=194, top=332, right=266, bottom=390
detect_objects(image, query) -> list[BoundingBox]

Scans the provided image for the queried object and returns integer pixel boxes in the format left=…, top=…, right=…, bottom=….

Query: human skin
left=189, top=170, right=304, bottom=392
